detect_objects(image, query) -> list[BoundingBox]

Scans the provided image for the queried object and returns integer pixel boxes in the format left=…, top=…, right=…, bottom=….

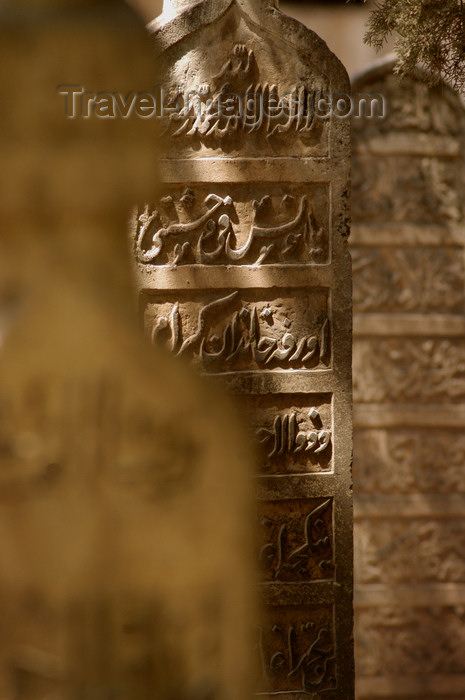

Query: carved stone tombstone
left=130, top=1, right=354, bottom=697
left=351, top=58, right=465, bottom=700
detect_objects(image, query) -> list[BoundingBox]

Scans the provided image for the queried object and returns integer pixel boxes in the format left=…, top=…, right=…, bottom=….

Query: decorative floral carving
left=352, top=247, right=465, bottom=314
left=354, top=429, right=465, bottom=495
left=353, top=339, right=465, bottom=404
left=352, top=74, right=464, bottom=138
left=356, top=606, right=465, bottom=676
left=356, top=519, right=465, bottom=584
left=352, top=155, right=463, bottom=224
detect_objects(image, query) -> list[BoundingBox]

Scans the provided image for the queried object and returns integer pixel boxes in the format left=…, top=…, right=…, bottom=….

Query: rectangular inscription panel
left=258, top=498, right=334, bottom=583
left=256, top=605, right=337, bottom=698
left=244, top=394, right=333, bottom=475
left=132, top=183, right=330, bottom=268
left=142, top=288, right=331, bottom=373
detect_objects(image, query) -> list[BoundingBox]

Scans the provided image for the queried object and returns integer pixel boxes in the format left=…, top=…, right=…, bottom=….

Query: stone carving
left=256, top=606, right=336, bottom=696
left=352, top=155, right=462, bottom=224
left=354, top=429, right=465, bottom=495
left=146, top=289, right=331, bottom=372
left=258, top=499, right=334, bottom=582
left=146, top=1, right=353, bottom=696
left=155, top=1, right=332, bottom=158
left=162, top=42, right=326, bottom=146
left=256, top=408, right=331, bottom=460
left=352, top=72, right=463, bottom=138
left=352, top=247, right=465, bottom=314
left=244, top=395, right=332, bottom=475
left=132, top=186, right=328, bottom=267
left=354, top=338, right=465, bottom=404
left=352, top=58, right=465, bottom=700
left=357, top=518, right=465, bottom=583
left=356, top=606, right=465, bottom=677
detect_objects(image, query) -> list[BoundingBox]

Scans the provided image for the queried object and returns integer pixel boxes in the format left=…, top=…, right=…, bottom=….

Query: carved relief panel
left=143, top=288, right=331, bottom=371
left=354, top=428, right=465, bottom=495
left=255, top=605, right=337, bottom=697
left=244, top=394, right=333, bottom=474
left=132, top=183, right=330, bottom=267
left=133, top=2, right=353, bottom=696
left=258, top=498, right=334, bottom=583
left=357, top=606, right=465, bottom=678
left=156, top=25, right=331, bottom=159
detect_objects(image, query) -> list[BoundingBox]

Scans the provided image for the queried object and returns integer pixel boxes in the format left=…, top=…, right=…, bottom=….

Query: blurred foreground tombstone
left=0, top=1, right=253, bottom=698
left=130, top=0, right=354, bottom=697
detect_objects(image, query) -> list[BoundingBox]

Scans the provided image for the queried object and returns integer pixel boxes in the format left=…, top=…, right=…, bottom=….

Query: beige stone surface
left=351, top=57, right=465, bottom=700
left=131, top=1, right=354, bottom=697
left=0, top=2, right=253, bottom=698
left=130, top=0, right=392, bottom=78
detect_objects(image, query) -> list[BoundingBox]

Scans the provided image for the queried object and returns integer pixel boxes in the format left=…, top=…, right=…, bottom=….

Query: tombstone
left=0, top=1, right=253, bottom=698
left=351, top=57, right=465, bottom=700
left=130, top=1, right=354, bottom=697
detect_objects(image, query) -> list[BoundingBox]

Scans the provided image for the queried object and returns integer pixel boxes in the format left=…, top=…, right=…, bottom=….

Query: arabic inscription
left=256, top=605, right=336, bottom=696
left=144, top=290, right=331, bottom=372
left=258, top=499, right=334, bottom=583
left=132, top=185, right=329, bottom=267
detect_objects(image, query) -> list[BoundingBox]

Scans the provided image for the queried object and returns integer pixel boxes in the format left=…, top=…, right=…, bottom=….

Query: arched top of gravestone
left=148, top=0, right=350, bottom=159
left=350, top=54, right=465, bottom=229
left=351, top=53, right=465, bottom=143
left=149, top=0, right=347, bottom=84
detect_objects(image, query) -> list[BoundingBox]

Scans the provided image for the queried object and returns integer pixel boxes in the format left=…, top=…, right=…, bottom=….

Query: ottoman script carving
left=256, top=407, right=331, bottom=458
left=135, top=192, right=325, bottom=266
left=256, top=611, right=336, bottom=695
left=165, top=44, right=321, bottom=141
left=151, top=294, right=330, bottom=369
left=259, top=499, right=334, bottom=582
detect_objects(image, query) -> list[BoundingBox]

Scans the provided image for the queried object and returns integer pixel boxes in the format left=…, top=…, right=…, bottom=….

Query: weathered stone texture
left=354, top=429, right=465, bottom=495
left=357, top=606, right=465, bottom=676
left=0, top=2, right=253, bottom=698
left=132, top=1, right=354, bottom=697
left=352, top=58, right=465, bottom=700
left=354, top=338, right=465, bottom=403
left=352, top=247, right=465, bottom=314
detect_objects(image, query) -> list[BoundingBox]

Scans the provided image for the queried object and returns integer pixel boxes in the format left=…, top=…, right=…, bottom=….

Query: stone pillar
left=351, top=57, right=465, bottom=700
left=131, top=1, right=354, bottom=696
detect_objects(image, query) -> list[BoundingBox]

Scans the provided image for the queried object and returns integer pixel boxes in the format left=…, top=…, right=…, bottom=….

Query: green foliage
left=361, top=0, right=465, bottom=90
